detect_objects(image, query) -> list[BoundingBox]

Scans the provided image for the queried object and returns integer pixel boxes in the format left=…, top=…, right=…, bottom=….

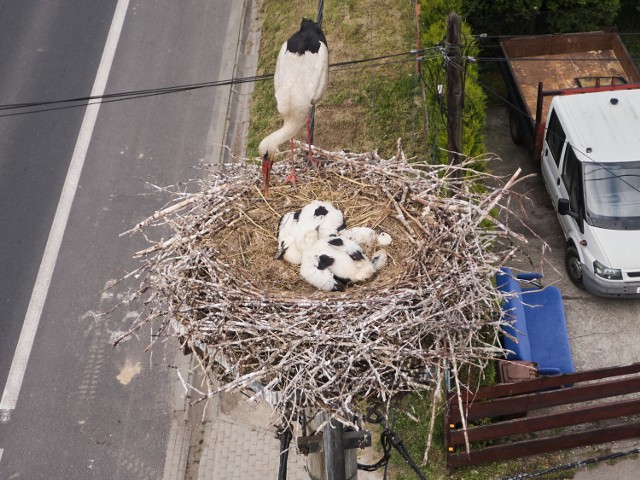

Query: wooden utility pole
left=446, top=11, right=463, bottom=173
left=302, top=411, right=366, bottom=480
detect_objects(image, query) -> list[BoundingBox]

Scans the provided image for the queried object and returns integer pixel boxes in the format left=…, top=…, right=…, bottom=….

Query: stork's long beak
left=261, top=155, right=272, bottom=196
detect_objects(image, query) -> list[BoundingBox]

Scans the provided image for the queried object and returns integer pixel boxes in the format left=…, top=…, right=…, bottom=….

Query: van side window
left=546, top=110, right=566, bottom=167
left=561, top=145, right=582, bottom=213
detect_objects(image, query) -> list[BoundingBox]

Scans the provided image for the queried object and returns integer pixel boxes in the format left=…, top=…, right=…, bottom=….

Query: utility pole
left=446, top=11, right=463, bottom=174
left=299, top=411, right=370, bottom=480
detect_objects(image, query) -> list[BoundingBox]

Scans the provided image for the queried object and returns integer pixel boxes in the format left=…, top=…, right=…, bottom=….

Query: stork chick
left=259, top=18, right=329, bottom=195
left=274, top=209, right=302, bottom=264
left=275, top=201, right=345, bottom=265
left=299, top=230, right=387, bottom=292
left=339, top=226, right=392, bottom=247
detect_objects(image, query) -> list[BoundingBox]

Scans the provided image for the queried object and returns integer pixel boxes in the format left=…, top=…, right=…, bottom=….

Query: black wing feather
left=317, top=254, right=335, bottom=270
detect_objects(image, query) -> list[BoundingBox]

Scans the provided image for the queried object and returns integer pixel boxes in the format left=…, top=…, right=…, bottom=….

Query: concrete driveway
left=486, top=105, right=640, bottom=479
left=486, top=105, right=640, bottom=371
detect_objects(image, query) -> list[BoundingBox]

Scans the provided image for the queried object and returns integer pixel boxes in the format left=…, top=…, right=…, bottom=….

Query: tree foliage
left=457, top=0, right=621, bottom=36
left=540, top=0, right=621, bottom=33
left=463, top=0, right=542, bottom=36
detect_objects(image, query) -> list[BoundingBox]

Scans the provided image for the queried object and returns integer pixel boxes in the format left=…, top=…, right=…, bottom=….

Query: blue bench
left=496, top=268, right=575, bottom=376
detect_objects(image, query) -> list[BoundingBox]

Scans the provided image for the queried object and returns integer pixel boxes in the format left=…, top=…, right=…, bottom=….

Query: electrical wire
left=473, top=32, right=640, bottom=40
left=474, top=55, right=640, bottom=63
left=0, top=49, right=432, bottom=118
left=3, top=26, right=638, bottom=204
left=500, top=447, right=640, bottom=479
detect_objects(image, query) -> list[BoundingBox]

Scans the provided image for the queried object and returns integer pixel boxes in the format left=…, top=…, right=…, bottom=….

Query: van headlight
left=593, top=260, right=622, bottom=280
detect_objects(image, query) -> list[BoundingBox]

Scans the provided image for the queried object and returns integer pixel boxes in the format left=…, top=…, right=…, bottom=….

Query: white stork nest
left=120, top=143, right=527, bottom=429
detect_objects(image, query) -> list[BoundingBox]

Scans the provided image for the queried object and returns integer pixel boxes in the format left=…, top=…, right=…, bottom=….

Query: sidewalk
left=196, top=385, right=309, bottom=480
left=162, top=352, right=310, bottom=480
left=163, top=351, right=389, bottom=480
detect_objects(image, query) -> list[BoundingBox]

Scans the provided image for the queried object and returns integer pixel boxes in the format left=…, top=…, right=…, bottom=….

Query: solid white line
left=0, top=0, right=131, bottom=421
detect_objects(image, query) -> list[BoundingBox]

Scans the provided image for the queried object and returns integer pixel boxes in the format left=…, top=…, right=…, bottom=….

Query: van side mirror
left=558, top=198, right=571, bottom=216
left=557, top=198, right=583, bottom=232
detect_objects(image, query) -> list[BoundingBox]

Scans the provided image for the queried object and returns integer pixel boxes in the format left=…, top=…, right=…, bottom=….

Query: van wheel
left=565, top=245, right=585, bottom=288
left=509, top=108, right=524, bottom=145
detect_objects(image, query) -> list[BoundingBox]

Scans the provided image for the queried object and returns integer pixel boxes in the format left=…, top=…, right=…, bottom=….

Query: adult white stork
left=259, top=18, right=329, bottom=195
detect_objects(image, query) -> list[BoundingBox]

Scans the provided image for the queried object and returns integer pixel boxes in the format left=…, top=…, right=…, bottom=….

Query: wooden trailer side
left=501, top=32, right=640, bottom=131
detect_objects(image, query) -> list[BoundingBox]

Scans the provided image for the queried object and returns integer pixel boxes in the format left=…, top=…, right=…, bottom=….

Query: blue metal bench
left=496, top=267, right=575, bottom=375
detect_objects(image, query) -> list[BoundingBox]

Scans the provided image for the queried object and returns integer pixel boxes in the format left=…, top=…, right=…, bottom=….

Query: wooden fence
left=445, top=362, right=640, bottom=469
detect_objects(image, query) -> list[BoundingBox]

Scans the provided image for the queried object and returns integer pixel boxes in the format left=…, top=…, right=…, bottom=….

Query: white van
left=540, top=88, right=640, bottom=297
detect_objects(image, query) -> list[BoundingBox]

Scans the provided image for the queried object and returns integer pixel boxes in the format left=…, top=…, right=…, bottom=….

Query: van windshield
left=584, top=161, right=640, bottom=230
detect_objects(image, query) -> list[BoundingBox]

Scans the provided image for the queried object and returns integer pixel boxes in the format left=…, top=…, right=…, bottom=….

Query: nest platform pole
left=305, top=411, right=359, bottom=480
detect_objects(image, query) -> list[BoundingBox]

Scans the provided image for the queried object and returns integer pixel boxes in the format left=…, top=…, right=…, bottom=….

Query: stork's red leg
left=261, top=157, right=272, bottom=196
left=306, top=116, right=318, bottom=170
left=282, top=137, right=298, bottom=189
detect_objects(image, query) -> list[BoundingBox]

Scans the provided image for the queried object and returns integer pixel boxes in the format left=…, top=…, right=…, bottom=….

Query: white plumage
left=259, top=18, right=329, bottom=194
left=275, top=201, right=392, bottom=291
left=298, top=200, right=345, bottom=239
left=274, top=210, right=303, bottom=264
left=339, top=226, right=392, bottom=247
left=299, top=230, right=387, bottom=292
left=275, top=201, right=345, bottom=265
left=299, top=234, right=346, bottom=292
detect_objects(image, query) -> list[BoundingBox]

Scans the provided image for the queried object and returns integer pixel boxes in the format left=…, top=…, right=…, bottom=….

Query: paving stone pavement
left=197, top=399, right=309, bottom=480
left=194, top=388, right=383, bottom=480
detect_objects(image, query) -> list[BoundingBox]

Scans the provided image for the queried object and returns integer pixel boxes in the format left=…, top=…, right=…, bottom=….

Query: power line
left=0, top=73, right=272, bottom=118
left=7, top=42, right=635, bottom=119
left=473, top=32, right=640, bottom=40
left=474, top=56, right=640, bottom=63
left=0, top=49, right=433, bottom=118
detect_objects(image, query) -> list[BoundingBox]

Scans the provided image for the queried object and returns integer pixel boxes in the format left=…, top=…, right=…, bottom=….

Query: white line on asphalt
left=0, top=0, right=131, bottom=422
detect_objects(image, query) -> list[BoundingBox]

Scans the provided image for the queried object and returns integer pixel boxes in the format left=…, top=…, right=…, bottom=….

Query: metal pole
left=277, top=424, right=293, bottom=480
left=309, top=0, right=325, bottom=146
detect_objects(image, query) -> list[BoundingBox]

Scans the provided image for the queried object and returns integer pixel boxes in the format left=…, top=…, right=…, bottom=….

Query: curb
left=162, top=351, right=194, bottom=480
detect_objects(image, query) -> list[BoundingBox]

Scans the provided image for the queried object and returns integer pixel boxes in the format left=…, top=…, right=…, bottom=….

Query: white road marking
left=0, top=0, right=131, bottom=422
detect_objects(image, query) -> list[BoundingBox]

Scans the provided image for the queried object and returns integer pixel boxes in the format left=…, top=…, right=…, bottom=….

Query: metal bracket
left=297, top=430, right=372, bottom=456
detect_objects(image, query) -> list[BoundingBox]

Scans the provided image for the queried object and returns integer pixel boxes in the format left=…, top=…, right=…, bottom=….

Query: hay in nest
left=120, top=142, right=527, bottom=432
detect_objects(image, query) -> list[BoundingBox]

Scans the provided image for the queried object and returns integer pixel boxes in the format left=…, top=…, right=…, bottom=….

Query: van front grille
left=627, top=271, right=640, bottom=278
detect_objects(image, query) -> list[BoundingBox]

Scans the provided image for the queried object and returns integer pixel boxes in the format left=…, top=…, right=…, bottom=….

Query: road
left=0, top=1, right=247, bottom=478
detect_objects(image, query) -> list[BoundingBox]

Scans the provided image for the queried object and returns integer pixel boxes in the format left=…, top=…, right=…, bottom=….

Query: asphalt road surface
left=0, top=1, right=246, bottom=478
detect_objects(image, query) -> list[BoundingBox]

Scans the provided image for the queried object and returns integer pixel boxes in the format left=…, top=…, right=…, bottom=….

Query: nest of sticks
left=120, top=142, right=527, bottom=431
